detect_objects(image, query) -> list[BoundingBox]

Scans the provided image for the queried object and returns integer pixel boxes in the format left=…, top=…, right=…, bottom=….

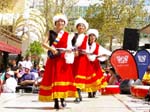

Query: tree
left=42, top=0, right=79, bottom=32
left=26, top=41, right=44, bottom=65
left=85, top=0, right=147, bottom=51
left=0, top=0, right=14, bottom=12
left=26, top=41, right=44, bottom=57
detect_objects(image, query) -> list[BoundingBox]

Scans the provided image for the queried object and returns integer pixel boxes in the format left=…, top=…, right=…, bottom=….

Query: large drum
left=130, top=85, right=137, bottom=96
left=101, top=85, right=120, bottom=95
left=134, top=85, right=150, bottom=98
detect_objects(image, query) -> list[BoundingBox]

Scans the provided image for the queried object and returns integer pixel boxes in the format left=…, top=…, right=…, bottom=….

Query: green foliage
left=85, top=0, right=148, bottom=50
left=41, top=0, right=79, bottom=32
left=26, top=41, right=44, bottom=56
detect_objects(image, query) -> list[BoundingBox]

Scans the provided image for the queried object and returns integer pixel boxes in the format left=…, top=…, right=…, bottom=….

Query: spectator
left=0, top=66, right=11, bottom=85
left=0, top=64, right=5, bottom=73
left=19, top=65, right=35, bottom=86
left=18, top=56, right=25, bottom=69
left=33, top=67, right=45, bottom=93
left=142, top=65, right=150, bottom=85
left=23, top=55, right=33, bottom=69
left=11, top=59, right=20, bottom=79
left=2, top=71, right=17, bottom=93
left=108, top=67, right=122, bottom=85
left=30, top=64, right=39, bottom=79
left=103, top=67, right=111, bottom=83
left=34, top=67, right=44, bottom=87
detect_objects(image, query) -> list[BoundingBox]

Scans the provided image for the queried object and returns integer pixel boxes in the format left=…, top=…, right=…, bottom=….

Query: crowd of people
left=0, top=55, right=45, bottom=93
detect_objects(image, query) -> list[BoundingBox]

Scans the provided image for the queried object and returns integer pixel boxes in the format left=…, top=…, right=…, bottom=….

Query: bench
left=16, top=85, right=33, bottom=93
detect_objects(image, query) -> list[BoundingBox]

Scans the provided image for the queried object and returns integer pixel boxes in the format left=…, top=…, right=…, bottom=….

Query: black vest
left=71, top=33, right=78, bottom=46
left=49, top=30, right=58, bottom=46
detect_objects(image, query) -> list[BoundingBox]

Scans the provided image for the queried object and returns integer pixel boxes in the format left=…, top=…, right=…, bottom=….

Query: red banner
left=0, top=41, right=21, bottom=54
left=110, top=49, right=138, bottom=80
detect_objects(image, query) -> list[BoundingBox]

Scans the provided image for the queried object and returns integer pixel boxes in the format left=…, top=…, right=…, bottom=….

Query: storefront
left=0, top=27, right=22, bottom=72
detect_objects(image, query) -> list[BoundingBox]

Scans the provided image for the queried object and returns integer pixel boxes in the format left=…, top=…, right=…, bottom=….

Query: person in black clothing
left=10, top=59, right=19, bottom=79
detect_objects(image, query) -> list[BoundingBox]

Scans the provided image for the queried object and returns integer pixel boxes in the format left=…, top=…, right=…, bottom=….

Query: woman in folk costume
left=38, top=14, right=78, bottom=109
left=86, top=29, right=109, bottom=98
left=72, top=17, right=96, bottom=102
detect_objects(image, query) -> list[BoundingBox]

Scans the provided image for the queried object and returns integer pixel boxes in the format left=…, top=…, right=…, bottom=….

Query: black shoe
left=54, top=99, right=59, bottom=109
left=88, top=92, right=92, bottom=98
left=74, top=98, right=80, bottom=103
left=61, top=102, right=67, bottom=107
left=88, top=95, right=92, bottom=98
left=93, top=92, right=96, bottom=98
left=54, top=103, right=59, bottom=109
left=79, top=97, right=82, bottom=101
left=76, top=88, right=82, bottom=102
left=60, top=98, right=67, bottom=108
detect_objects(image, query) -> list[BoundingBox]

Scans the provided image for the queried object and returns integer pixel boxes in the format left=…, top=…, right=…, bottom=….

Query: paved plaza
left=0, top=92, right=150, bottom=112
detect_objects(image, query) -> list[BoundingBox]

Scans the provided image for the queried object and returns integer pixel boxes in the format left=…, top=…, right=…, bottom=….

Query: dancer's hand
left=74, top=50, right=79, bottom=56
left=52, top=49, right=58, bottom=55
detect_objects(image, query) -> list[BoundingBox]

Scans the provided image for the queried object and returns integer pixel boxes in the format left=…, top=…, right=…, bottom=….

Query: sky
left=145, top=0, right=150, bottom=5
left=75, top=0, right=150, bottom=12
left=75, top=0, right=103, bottom=6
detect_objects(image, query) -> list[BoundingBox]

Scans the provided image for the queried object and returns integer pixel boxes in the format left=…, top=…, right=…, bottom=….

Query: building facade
left=0, top=0, right=24, bottom=71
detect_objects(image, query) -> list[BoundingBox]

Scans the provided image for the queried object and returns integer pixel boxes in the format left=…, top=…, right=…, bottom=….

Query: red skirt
left=39, top=55, right=78, bottom=102
left=73, top=54, right=107, bottom=92
left=89, top=60, right=108, bottom=88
